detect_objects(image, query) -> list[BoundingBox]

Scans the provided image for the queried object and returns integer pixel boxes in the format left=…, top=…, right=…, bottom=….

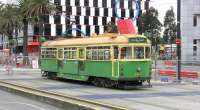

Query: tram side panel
left=41, top=59, right=58, bottom=73
left=117, top=61, right=151, bottom=81
left=57, top=60, right=89, bottom=81
left=85, top=61, right=113, bottom=78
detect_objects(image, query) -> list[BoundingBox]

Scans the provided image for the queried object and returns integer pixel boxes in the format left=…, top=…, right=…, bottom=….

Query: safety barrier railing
left=153, top=60, right=200, bottom=83
left=0, top=55, right=39, bottom=69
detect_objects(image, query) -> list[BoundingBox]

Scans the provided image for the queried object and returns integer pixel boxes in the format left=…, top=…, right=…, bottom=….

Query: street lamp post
left=177, top=0, right=181, bottom=82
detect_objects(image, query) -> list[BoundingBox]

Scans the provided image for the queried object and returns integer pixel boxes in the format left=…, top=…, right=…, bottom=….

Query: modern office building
left=181, top=0, right=200, bottom=61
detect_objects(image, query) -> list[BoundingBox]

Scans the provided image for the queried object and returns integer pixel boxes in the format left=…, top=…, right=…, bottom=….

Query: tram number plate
left=129, top=37, right=147, bottom=43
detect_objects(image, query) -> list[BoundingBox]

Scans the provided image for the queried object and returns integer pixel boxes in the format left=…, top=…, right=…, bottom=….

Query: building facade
left=181, top=0, right=200, bottom=61
left=0, top=0, right=150, bottom=54
left=32, top=0, right=149, bottom=38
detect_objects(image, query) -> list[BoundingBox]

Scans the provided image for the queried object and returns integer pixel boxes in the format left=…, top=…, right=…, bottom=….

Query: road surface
left=0, top=68, right=200, bottom=110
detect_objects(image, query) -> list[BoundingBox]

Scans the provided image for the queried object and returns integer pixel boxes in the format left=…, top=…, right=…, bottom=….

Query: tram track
left=0, top=80, right=128, bottom=110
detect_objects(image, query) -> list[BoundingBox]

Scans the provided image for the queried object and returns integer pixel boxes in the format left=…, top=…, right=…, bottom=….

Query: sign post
left=177, top=0, right=181, bottom=82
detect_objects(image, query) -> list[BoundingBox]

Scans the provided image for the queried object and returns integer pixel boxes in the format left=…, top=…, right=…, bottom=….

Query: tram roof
left=42, top=33, right=151, bottom=47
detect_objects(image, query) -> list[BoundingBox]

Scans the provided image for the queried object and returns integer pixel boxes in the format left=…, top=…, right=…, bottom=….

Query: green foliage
left=18, top=0, right=57, bottom=57
left=19, top=0, right=56, bottom=23
left=0, top=3, right=22, bottom=48
left=106, top=22, right=118, bottom=33
left=163, top=7, right=177, bottom=44
left=138, top=7, right=162, bottom=45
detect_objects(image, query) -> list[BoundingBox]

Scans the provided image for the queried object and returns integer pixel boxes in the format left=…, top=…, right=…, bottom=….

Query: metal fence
left=0, top=55, right=39, bottom=69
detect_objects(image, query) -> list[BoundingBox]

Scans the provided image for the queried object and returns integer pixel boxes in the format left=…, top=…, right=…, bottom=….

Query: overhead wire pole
left=177, top=0, right=181, bottom=82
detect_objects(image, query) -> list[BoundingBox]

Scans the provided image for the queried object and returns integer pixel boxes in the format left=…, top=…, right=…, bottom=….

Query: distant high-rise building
left=181, top=0, right=200, bottom=61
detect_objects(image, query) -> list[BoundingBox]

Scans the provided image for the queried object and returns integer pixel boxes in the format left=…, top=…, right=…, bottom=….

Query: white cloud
left=151, top=0, right=177, bottom=23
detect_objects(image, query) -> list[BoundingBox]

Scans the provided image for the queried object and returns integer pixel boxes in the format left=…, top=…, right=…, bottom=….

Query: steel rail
left=0, top=80, right=128, bottom=110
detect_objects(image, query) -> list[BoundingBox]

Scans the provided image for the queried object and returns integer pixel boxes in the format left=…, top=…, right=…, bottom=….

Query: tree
left=138, top=7, right=162, bottom=46
left=163, top=7, right=177, bottom=44
left=163, top=7, right=177, bottom=59
left=0, top=4, right=22, bottom=49
left=19, top=0, right=56, bottom=64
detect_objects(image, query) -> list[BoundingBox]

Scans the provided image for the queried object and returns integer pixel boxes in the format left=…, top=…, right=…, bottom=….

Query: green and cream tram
left=40, top=33, right=152, bottom=88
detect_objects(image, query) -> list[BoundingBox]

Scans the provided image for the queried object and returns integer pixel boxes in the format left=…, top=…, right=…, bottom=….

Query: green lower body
left=40, top=59, right=151, bottom=82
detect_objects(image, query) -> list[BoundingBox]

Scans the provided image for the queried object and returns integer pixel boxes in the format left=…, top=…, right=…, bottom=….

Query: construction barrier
left=158, top=69, right=199, bottom=82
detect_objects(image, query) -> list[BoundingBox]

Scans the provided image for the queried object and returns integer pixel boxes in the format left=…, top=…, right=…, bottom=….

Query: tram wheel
left=92, top=78, right=101, bottom=87
left=104, top=80, right=115, bottom=88
left=117, top=82, right=125, bottom=89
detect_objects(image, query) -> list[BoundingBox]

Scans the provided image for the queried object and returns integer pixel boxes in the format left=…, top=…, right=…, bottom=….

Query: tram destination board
left=129, top=37, right=147, bottom=43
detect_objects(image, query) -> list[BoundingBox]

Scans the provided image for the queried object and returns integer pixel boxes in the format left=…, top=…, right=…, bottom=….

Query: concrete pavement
left=0, top=89, right=63, bottom=110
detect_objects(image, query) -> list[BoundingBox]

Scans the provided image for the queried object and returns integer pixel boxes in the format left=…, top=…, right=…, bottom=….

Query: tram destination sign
left=129, top=37, right=147, bottom=43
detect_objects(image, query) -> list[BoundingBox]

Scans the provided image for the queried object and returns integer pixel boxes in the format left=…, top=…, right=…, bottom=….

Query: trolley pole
left=177, top=0, right=181, bottom=82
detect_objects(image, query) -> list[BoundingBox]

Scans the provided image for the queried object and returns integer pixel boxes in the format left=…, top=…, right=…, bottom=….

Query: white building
left=181, top=0, right=200, bottom=61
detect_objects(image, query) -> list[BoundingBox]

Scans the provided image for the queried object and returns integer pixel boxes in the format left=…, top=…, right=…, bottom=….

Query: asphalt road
left=0, top=89, right=63, bottom=110
left=0, top=71, right=200, bottom=110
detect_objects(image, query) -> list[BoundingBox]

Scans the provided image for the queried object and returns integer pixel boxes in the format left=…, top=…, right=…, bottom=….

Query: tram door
left=78, top=48, right=85, bottom=74
left=113, top=46, right=119, bottom=77
left=57, top=48, right=64, bottom=71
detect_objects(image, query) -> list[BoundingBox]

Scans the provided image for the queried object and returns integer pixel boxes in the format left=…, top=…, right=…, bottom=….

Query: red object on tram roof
left=117, top=19, right=137, bottom=34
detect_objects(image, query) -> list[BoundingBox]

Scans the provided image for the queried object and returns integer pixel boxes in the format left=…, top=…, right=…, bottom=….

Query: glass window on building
left=193, top=39, right=197, bottom=45
left=54, top=15, right=61, bottom=24
left=102, top=0, right=107, bottom=7
left=75, top=0, right=80, bottom=6
left=56, top=25, right=62, bottom=36
left=84, top=0, right=89, bottom=6
left=66, top=0, right=70, bottom=5
left=54, top=0, right=60, bottom=5
left=193, top=46, right=197, bottom=56
left=193, top=15, right=197, bottom=27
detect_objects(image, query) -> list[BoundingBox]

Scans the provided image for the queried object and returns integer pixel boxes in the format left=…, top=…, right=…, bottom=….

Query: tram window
left=114, top=46, right=119, bottom=59
left=86, top=46, right=111, bottom=60
left=64, top=48, right=77, bottom=59
left=79, top=48, right=85, bottom=59
left=41, top=48, right=57, bottom=58
left=104, top=50, right=110, bottom=60
left=58, top=49, right=63, bottom=59
left=41, top=48, right=46, bottom=58
left=134, top=47, right=144, bottom=59
left=121, top=47, right=132, bottom=59
left=145, top=47, right=151, bottom=58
